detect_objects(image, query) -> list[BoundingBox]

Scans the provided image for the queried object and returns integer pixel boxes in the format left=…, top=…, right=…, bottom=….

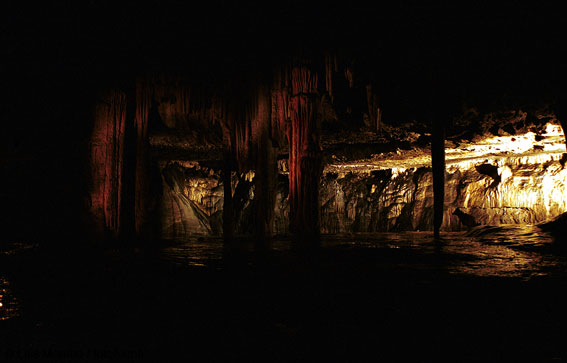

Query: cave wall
left=320, top=154, right=567, bottom=233
left=159, top=162, right=253, bottom=239
left=159, top=162, right=222, bottom=238
left=157, top=152, right=567, bottom=239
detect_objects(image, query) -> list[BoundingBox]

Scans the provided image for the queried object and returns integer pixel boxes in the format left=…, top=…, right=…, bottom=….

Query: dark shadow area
left=2, top=232, right=567, bottom=362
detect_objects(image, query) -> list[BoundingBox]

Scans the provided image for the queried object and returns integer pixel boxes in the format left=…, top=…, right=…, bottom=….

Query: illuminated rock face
left=159, top=162, right=255, bottom=239
left=449, top=154, right=567, bottom=228
left=158, top=151, right=567, bottom=238
left=159, top=162, right=219, bottom=238
left=320, top=168, right=433, bottom=233
left=321, top=153, right=566, bottom=232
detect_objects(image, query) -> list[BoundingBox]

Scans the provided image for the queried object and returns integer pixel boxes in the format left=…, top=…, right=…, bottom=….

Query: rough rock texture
left=158, top=151, right=567, bottom=239
left=141, top=75, right=566, bottom=241
left=159, top=162, right=256, bottom=239
left=319, top=153, right=567, bottom=233
left=159, top=162, right=223, bottom=238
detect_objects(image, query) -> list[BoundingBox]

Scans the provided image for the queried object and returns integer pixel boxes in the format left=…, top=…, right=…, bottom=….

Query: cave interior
left=2, top=2, right=567, bottom=361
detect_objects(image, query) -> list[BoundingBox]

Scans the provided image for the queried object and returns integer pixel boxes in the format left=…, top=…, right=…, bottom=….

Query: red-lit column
left=89, top=89, right=128, bottom=240
left=287, top=64, right=322, bottom=247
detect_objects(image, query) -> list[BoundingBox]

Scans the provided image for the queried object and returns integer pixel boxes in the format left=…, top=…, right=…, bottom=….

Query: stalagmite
left=271, top=68, right=290, bottom=148
left=287, top=63, right=323, bottom=247
left=366, top=84, right=381, bottom=132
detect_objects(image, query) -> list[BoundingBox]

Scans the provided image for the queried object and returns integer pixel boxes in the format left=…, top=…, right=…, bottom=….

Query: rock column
left=253, top=85, right=277, bottom=242
left=287, top=64, right=322, bottom=247
left=431, top=118, right=445, bottom=239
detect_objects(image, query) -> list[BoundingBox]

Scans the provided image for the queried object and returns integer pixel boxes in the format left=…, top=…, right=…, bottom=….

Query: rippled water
left=160, top=225, right=567, bottom=280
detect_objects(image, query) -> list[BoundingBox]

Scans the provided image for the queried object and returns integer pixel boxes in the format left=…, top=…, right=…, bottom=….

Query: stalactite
left=344, top=66, right=354, bottom=88
left=149, top=75, right=215, bottom=131
left=118, top=83, right=138, bottom=241
left=325, top=54, right=336, bottom=101
left=271, top=67, right=290, bottom=148
left=233, top=108, right=252, bottom=173
left=90, top=90, right=128, bottom=239
left=287, top=64, right=323, bottom=245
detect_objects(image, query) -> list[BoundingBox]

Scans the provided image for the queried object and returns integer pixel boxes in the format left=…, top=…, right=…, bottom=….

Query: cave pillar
left=287, top=64, right=322, bottom=247
left=431, top=115, right=446, bottom=239
left=222, top=125, right=235, bottom=243
left=253, top=85, right=277, bottom=242
left=89, top=89, right=128, bottom=241
left=89, top=81, right=150, bottom=244
left=133, top=79, right=152, bottom=239
left=118, top=83, right=139, bottom=243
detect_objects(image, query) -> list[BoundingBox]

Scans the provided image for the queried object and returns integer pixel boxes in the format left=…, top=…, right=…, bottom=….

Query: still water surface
left=1, top=224, right=566, bottom=321
left=160, top=224, right=567, bottom=280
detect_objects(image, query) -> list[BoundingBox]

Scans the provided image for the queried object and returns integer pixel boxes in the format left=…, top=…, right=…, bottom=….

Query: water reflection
left=160, top=237, right=226, bottom=267
left=455, top=224, right=562, bottom=279
left=0, top=276, right=20, bottom=321
left=160, top=225, right=567, bottom=280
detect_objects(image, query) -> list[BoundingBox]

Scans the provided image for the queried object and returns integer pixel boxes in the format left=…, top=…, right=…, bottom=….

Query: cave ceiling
left=4, top=2, right=567, bottom=153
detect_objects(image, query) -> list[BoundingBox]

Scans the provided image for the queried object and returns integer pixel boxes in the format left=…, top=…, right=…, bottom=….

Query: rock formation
left=155, top=126, right=567, bottom=239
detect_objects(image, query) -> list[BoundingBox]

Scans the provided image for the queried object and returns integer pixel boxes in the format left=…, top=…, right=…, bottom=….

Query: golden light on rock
left=159, top=121, right=566, bottom=237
